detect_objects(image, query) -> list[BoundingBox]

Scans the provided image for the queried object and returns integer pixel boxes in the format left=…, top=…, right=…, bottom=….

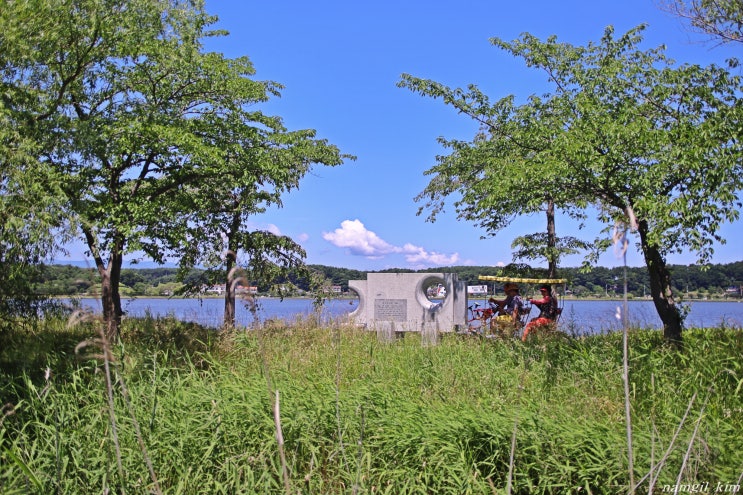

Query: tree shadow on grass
left=0, top=315, right=218, bottom=405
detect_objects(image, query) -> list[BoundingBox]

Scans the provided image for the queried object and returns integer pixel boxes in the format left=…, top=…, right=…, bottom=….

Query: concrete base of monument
left=347, top=273, right=467, bottom=339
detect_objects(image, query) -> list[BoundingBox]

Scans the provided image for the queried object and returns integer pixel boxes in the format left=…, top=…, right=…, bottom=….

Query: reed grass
left=1, top=316, right=741, bottom=494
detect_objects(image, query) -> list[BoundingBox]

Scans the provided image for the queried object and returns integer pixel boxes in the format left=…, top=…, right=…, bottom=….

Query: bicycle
left=466, top=302, right=495, bottom=334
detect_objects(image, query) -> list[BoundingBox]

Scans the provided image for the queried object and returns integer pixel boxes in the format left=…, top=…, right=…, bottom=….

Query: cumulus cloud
left=266, top=224, right=282, bottom=236
left=322, top=219, right=398, bottom=258
left=322, top=219, right=459, bottom=266
left=401, top=243, right=460, bottom=265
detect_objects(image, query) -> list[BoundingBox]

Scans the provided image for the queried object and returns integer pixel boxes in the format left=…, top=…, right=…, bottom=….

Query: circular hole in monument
left=337, top=287, right=360, bottom=316
left=424, top=279, right=448, bottom=306
left=345, top=293, right=360, bottom=311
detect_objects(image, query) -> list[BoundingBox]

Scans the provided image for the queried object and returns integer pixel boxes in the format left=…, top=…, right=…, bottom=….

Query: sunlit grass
left=1, top=316, right=741, bottom=494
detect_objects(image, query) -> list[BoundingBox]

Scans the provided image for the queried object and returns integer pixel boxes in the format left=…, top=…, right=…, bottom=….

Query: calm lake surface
left=69, top=296, right=743, bottom=334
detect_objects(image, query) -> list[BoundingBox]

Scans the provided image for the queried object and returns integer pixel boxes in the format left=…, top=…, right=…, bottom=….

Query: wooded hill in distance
left=34, top=261, right=743, bottom=300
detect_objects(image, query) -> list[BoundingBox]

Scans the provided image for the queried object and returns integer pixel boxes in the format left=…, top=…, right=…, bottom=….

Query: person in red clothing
left=522, top=284, right=559, bottom=341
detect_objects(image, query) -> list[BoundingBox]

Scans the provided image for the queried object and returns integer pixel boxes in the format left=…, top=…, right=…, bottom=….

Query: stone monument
left=347, top=273, right=467, bottom=338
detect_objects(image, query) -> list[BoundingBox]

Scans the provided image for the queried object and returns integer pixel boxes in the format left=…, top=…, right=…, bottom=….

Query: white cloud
left=266, top=224, right=282, bottom=236
left=246, top=221, right=283, bottom=236
left=322, top=219, right=398, bottom=258
left=297, top=233, right=309, bottom=242
left=400, top=243, right=459, bottom=265
left=323, top=219, right=459, bottom=267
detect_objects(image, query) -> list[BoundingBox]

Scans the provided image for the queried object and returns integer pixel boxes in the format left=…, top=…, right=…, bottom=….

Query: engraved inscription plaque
left=374, top=299, right=407, bottom=322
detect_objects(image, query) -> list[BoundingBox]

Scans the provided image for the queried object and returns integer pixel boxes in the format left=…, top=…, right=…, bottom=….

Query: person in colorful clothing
left=522, top=284, right=559, bottom=341
left=489, top=283, right=524, bottom=336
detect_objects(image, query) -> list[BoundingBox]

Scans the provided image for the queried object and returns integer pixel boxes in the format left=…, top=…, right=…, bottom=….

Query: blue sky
left=64, top=0, right=743, bottom=271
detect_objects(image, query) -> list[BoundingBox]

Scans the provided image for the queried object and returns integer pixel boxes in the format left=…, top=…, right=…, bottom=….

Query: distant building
left=204, top=284, right=258, bottom=295
left=236, top=285, right=258, bottom=294
left=725, top=286, right=742, bottom=297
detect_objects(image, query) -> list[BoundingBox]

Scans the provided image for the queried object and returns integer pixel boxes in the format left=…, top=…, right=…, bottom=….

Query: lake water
left=557, top=299, right=743, bottom=334
left=68, top=296, right=743, bottom=334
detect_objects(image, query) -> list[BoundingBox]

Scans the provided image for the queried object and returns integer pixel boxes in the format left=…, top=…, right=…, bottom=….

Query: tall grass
left=1, top=315, right=741, bottom=494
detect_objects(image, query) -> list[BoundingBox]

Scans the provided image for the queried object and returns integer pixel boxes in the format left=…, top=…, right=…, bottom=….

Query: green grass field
left=1, top=315, right=741, bottom=494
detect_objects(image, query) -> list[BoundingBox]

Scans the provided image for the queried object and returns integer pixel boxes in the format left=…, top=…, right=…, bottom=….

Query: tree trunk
left=223, top=251, right=236, bottom=328
left=85, top=228, right=124, bottom=341
left=637, top=219, right=683, bottom=343
left=546, top=198, right=557, bottom=278
left=223, top=208, right=241, bottom=328
left=97, top=251, right=123, bottom=341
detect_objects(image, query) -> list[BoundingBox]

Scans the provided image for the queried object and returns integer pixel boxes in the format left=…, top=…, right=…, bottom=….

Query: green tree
left=509, top=199, right=590, bottom=278
left=399, top=67, right=594, bottom=280
left=0, top=0, right=97, bottom=318
left=399, top=25, right=743, bottom=342
left=3, top=0, right=349, bottom=338
left=175, top=118, right=350, bottom=328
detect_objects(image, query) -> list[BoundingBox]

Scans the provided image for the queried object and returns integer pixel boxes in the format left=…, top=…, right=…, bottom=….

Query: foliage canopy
left=0, top=0, right=351, bottom=336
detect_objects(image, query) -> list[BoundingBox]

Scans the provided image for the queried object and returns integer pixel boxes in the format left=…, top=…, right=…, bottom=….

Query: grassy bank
left=1, top=316, right=741, bottom=494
